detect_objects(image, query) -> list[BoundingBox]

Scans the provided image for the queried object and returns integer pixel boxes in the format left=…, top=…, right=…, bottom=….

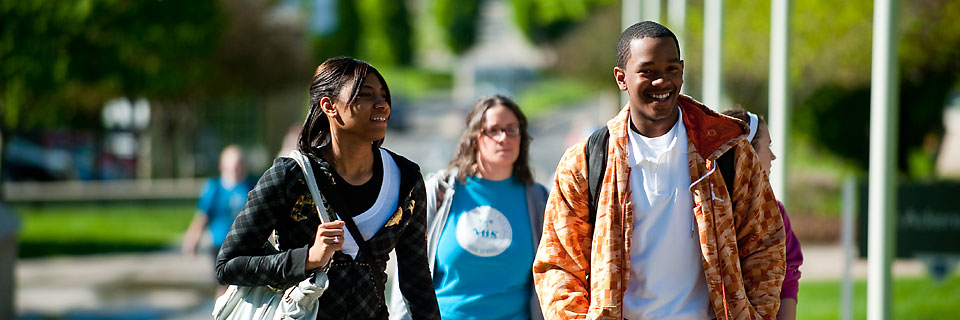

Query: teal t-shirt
left=433, top=176, right=534, bottom=320
left=197, top=177, right=255, bottom=247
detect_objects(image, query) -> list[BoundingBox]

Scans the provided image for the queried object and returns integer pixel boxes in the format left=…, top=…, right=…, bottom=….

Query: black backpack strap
left=585, top=126, right=736, bottom=210
left=716, top=145, right=737, bottom=199
left=584, top=126, right=609, bottom=224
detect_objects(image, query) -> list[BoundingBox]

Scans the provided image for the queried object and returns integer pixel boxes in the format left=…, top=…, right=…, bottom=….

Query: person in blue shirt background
left=389, top=95, right=548, bottom=320
left=181, top=145, right=255, bottom=262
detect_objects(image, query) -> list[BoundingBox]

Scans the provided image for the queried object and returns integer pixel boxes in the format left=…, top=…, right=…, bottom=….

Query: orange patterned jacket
left=533, top=95, right=785, bottom=320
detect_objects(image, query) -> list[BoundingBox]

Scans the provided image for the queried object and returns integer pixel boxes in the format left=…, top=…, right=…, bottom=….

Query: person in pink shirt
left=722, top=108, right=804, bottom=320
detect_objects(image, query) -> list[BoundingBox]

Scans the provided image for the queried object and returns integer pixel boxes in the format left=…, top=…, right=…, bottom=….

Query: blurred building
left=453, top=0, right=550, bottom=108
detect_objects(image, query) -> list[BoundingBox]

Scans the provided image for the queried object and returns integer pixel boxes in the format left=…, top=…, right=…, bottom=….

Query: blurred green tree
left=784, top=0, right=960, bottom=176
left=213, top=0, right=311, bottom=96
left=0, top=0, right=225, bottom=116
left=428, top=0, right=613, bottom=53
left=434, top=0, right=481, bottom=54
left=308, top=0, right=414, bottom=66
left=512, top=0, right=614, bottom=43
left=0, top=0, right=315, bottom=190
left=310, top=0, right=362, bottom=62
left=0, top=0, right=224, bottom=196
left=358, top=0, right=414, bottom=65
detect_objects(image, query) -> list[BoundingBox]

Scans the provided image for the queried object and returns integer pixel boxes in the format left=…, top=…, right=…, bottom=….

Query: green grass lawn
left=797, top=276, right=960, bottom=320
left=13, top=204, right=195, bottom=258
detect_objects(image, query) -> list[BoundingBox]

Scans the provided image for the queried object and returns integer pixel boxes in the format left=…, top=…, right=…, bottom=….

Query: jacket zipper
left=691, top=161, right=731, bottom=320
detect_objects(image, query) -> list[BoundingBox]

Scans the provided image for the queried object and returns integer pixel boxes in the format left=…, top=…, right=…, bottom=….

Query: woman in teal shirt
left=390, top=95, right=548, bottom=320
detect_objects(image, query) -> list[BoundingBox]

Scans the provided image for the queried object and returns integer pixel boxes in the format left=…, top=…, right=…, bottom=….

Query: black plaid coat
left=215, top=149, right=440, bottom=320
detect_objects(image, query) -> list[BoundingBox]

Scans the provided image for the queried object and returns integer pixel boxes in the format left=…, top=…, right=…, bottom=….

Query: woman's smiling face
left=331, top=72, right=391, bottom=143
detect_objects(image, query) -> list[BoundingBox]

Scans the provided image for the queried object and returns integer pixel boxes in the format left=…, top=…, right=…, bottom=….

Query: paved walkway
left=799, top=244, right=926, bottom=280
left=16, top=250, right=216, bottom=319
left=14, top=244, right=946, bottom=319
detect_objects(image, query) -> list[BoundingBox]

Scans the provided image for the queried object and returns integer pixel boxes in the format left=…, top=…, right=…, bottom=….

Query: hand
left=306, top=221, right=345, bottom=271
left=777, top=298, right=797, bottom=320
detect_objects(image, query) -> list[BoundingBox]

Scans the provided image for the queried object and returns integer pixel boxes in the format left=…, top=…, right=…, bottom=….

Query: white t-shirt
left=623, top=107, right=712, bottom=320
left=340, top=148, right=401, bottom=258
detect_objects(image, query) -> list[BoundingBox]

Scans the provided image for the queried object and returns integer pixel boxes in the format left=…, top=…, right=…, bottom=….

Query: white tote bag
left=212, top=271, right=328, bottom=320
left=211, top=150, right=335, bottom=320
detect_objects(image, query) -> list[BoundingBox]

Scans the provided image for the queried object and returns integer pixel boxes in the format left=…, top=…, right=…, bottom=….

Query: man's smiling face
left=614, top=36, right=684, bottom=134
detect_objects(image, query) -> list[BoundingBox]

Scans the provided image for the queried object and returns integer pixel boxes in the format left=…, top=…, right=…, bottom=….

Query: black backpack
left=584, top=126, right=736, bottom=223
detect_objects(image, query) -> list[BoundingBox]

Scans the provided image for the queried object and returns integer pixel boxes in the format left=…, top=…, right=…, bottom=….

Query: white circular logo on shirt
left=455, top=206, right=513, bottom=257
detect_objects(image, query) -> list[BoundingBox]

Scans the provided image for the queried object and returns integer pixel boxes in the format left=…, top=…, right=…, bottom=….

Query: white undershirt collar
left=627, top=107, right=685, bottom=167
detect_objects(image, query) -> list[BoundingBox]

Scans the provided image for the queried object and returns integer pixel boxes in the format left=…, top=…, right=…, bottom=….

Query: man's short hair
left=616, top=21, right=681, bottom=68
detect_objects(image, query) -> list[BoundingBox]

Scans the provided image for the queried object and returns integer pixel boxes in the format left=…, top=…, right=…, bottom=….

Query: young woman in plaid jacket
left=215, top=57, right=440, bottom=320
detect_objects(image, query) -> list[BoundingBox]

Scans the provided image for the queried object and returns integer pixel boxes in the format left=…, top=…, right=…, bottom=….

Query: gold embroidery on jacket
left=290, top=193, right=312, bottom=222
left=384, top=207, right=403, bottom=227
left=289, top=179, right=312, bottom=222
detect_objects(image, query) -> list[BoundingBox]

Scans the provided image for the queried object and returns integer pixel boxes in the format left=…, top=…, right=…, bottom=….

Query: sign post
left=867, top=0, right=899, bottom=318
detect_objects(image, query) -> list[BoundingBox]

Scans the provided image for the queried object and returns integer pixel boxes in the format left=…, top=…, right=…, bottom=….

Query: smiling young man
left=533, top=21, right=786, bottom=320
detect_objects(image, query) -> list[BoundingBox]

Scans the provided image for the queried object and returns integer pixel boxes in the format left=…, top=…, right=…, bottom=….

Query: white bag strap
left=287, top=150, right=334, bottom=223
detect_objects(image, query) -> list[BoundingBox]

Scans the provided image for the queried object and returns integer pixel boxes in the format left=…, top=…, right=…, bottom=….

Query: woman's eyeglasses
left=481, top=126, right=521, bottom=138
